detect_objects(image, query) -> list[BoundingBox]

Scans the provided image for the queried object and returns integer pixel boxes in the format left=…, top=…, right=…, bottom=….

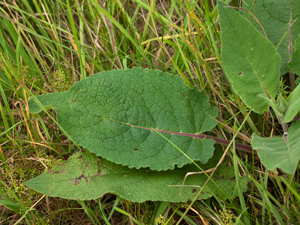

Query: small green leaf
left=284, top=84, right=300, bottom=123
left=289, top=35, right=300, bottom=75
left=276, top=92, right=288, bottom=115
left=28, top=68, right=218, bottom=170
left=251, top=120, right=300, bottom=174
left=24, top=150, right=249, bottom=202
left=218, top=1, right=281, bottom=114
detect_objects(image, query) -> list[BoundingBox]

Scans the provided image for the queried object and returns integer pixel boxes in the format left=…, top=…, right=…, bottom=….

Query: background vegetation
left=0, top=0, right=299, bottom=224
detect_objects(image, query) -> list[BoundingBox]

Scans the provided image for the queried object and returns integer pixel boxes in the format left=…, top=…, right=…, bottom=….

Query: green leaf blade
left=243, top=0, right=300, bottom=75
left=284, top=83, right=300, bottom=123
left=28, top=68, right=218, bottom=170
left=251, top=120, right=300, bottom=174
left=242, top=0, right=291, bottom=75
left=218, top=1, right=281, bottom=114
left=289, top=35, right=300, bottom=75
left=24, top=150, right=248, bottom=202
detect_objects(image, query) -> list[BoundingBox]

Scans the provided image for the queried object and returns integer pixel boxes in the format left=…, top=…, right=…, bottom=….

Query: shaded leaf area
left=251, top=120, right=300, bottom=174
left=218, top=1, right=281, bottom=114
left=289, top=35, right=300, bottom=75
left=242, top=0, right=300, bottom=75
left=28, top=68, right=218, bottom=170
left=24, top=149, right=249, bottom=202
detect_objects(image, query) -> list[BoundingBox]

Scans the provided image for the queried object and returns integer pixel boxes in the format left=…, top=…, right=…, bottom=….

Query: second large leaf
left=25, top=148, right=249, bottom=202
left=218, top=1, right=281, bottom=114
left=242, top=0, right=300, bottom=75
left=28, top=68, right=218, bottom=170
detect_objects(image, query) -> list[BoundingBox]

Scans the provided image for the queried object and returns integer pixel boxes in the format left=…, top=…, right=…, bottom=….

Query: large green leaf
left=218, top=1, right=281, bottom=114
left=24, top=149, right=249, bottom=202
left=242, top=0, right=300, bottom=75
left=251, top=120, right=300, bottom=174
left=28, top=68, right=218, bottom=170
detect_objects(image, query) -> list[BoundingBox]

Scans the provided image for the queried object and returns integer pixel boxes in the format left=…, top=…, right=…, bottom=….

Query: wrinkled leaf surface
left=28, top=68, right=218, bottom=170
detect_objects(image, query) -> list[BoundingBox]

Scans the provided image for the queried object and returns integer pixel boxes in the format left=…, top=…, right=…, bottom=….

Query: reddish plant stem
left=128, top=123, right=254, bottom=154
left=155, top=129, right=254, bottom=154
